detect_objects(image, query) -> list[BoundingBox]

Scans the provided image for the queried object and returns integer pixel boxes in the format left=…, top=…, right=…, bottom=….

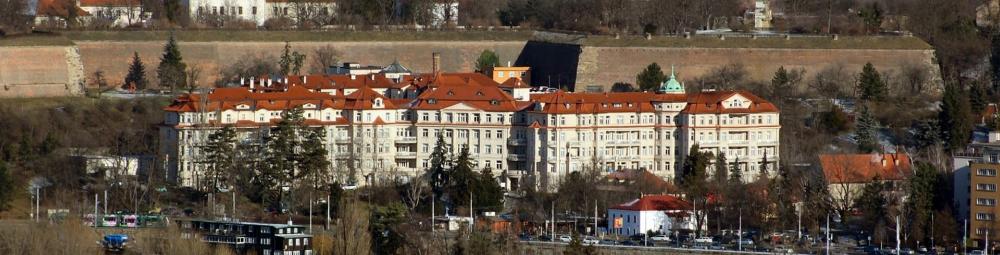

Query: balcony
left=395, top=137, right=417, bottom=143
left=507, top=154, right=526, bottom=161
left=396, top=151, right=417, bottom=158
left=726, top=140, right=750, bottom=146
left=335, top=138, right=352, bottom=144
left=508, top=138, right=526, bottom=146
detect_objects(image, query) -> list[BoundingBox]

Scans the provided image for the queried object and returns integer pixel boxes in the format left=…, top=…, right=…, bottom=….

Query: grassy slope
left=0, top=34, right=74, bottom=46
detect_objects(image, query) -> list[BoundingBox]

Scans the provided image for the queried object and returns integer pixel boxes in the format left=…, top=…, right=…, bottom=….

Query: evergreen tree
left=279, top=42, right=306, bottom=75
left=0, top=161, right=13, bottom=212
left=771, top=66, right=793, bottom=98
left=714, top=152, right=728, bottom=185
left=905, top=162, right=939, bottom=243
left=636, top=62, right=666, bottom=92
left=262, top=107, right=305, bottom=210
left=681, top=144, right=711, bottom=235
left=992, top=31, right=1000, bottom=90
left=475, top=50, right=500, bottom=74
left=970, top=83, right=989, bottom=114
left=473, top=167, right=504, bottom=213
left=157, top=32, right=187, bottom=91
left=427, top=134, right=451, bottom=202
left=857, top=63, right=887, bottom=101
left=729, top=157, right=742, bottom=184
left=123, top=52, right=148, bottom=90
left=855, top=176, right=889, bottom=237
left=204, top=125, right=237, bottom=191
left=369, top=202, right=407, bottom=255
left=818, top=105, right=851, bottom=135
left=939, top=84, right=973, bottom=151
left=299, top=127, right=331, bottom=192
left=448, top=147, right=476, bottom=209
left=758, top=152, right=770, bottom=180
left=855, top=105, right=881, bottom=153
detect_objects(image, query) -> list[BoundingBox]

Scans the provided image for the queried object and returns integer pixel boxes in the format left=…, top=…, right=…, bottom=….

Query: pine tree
left=938, top=84, right=972, bottom=151
left=992, top=31, right=1000, bottom=90
left=729, top=157, right=742, bottom=184
left=299, top=127, right=331, bottom=192
left=157, top=32, right=187, bottom=91
left=771, top=66, right=792, bottom=98
left=636, top=62, right=666, bottom=92
left=474, top=167, right=504, bottom=213
left=0, top=160, right=13, bottom=212
left=204, top=125, right=237, bottom=191
left=857, top=63, right=887, bottom=101
left=758, top=152, right=770, bottom=181
left=905, top=163, right=939, bottom=242
left=427, top=134, right=451, bottom=202
left=123, top=52, right=148, bottom=90
left=279, top=42, right=306, bottom=75
left=970, top=83, right=988, bottom=114
left=448, top=147, right=476, bottom=209
left=855, top=105, right=880, bottom=153
left=564, top=231, right=597, bottom=255
left=475, top=50, right=500, bottom=74
left=262, top=107, right=305, bottom=210
left=714, top=152, right=728, bottom=185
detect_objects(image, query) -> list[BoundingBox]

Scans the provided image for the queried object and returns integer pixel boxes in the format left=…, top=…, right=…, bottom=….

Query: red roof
left=530, top=91, right=684, bottom=114
left=36, top=0, right=90, bottom=17
left=499, top=77, right=531, bottom=89
left=610, top=195, right=691, bottom=211
left=79, top=0, right=141, bottom=7
left=164, top=85, right=338, bottom=112
left=819, top=153, right=912, bottom=183
left=682, top=90, right=778, bottom=114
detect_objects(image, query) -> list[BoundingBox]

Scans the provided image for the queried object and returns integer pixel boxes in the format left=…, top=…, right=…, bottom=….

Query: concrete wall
left=0, top=46, right=84, bottom=98
left=75, top=41, right=528, bottom=87
left=574, top=46, right=941, bottom=93
left=520, top=242, right=756, bottom=255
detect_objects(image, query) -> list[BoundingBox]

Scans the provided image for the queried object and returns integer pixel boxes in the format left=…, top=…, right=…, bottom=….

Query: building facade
left=179, top=219, right=313, bottom=255
left=607, top=194, right=703, bottom=237
left=160, top=69, right=780, bottom=191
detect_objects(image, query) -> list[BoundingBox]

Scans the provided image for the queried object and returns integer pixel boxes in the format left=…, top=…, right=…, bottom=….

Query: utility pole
left=896, top=215, right=901, bottom=255
left=826, top=213, right=831, bottom=255
left=551, top=200, right=555, bottom=240
left=326, top=194, right=331, bottom=230
left=965, top=219, right=969, bottom=254
left=94, top=193, right=98, bottom=226
left=104, top=190, right=108, bottom=215
left=738, top=210, right=743, bottom=251
left=469, top=189, right=473, bottom=233
left=594, top=200, right=598, bottom=237
left=431, top=195, right=435, bottom=232
left=309, top=197, right=313, bottom=233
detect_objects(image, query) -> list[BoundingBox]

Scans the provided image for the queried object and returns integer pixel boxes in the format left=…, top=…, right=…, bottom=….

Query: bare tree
left=184, top=65, right=201, bottom=93
left=402, top=174, right=428, bottom=211
left=309, top=45, right=341, bottom=74
left=0, top=0, right=31, bottom=34
left=825, top=154, right=864, bottom=217
left=333, top=194, right=372, bottom=255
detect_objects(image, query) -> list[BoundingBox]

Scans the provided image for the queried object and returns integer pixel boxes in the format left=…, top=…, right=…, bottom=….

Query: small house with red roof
left=819, top=152, right=912, bottom=213
left=607, top=194, right=704, bottom=237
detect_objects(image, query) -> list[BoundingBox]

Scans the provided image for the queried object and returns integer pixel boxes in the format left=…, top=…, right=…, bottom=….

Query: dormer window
left=564, top=103, right=570, bottom=108
left=428, top=99, right=437, bottom=104
left=476, top=91, right=484, bottom=96
left=491, top=100, right=500, bottom=105
left=613, top=103, right=622, bottom=107
left=447, top=91, right=454, bottom=96
left=373, top=98, right=383, bottom=107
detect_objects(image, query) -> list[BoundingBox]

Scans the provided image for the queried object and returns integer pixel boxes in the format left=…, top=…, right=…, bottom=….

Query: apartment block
left=159, top=66, right=780, bottom=191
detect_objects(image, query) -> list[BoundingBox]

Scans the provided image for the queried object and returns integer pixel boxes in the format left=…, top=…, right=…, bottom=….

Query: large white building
left=183, top=0, right=457, bottom=27
left=160, top=66, right=780, bottom=191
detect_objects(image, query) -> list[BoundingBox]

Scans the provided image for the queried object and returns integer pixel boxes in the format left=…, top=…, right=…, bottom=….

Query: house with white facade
left=79, top=0, right=150, bottom=27
left=607, top=194, right=703, bottom=237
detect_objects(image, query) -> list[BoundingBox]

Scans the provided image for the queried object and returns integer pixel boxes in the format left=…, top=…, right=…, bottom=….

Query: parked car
left=694, top=237, right=714, bottom=244
left=651, top=235, right=671, bottom=241
left=598, top=239, right=616, bottom=245
left=620, top=240, right=639, bottom=246
left=537, top=235, right=552, bottom=242
left=582, top=236, right=599, bottom=245
left=738, top=238, right=754, bottom=246
left=557, top=235, right=572, bottom=242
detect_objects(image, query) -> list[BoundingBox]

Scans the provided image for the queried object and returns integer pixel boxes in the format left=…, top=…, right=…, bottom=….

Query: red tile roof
left=79, top=0, right=141, bottom=7
left=410, top=82, right=528, bottom=112
left=610, top=195, right=691, bottom=211
left=530, top=91, right=683, bottom=114
left=36, top=0, right=90, bottom=17
left=819, top=153, right=912, bottom=183
left=682, top=90, right=778, bottom=114
left=164, top=85, right=338, bottom=112
left=499, top=77, right=531, bottom=89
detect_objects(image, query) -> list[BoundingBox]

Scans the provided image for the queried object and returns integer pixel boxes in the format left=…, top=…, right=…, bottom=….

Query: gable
left=721, top=94, right=751, bottom=109
left=442, top=102, right=481, bottom=111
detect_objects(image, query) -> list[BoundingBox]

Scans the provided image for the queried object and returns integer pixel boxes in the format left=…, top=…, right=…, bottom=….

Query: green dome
left=659, top=66, right=684, bottom=94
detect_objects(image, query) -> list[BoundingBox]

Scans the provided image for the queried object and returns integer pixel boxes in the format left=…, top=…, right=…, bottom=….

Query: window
left=498, top=72, right=505, bottom=78
left=979, top=183, right=998, bottom=191
left=979, top=168, right=998, bottom=176
left=238, top=7, right=243, bottom=15
left=252, top=6, right=257, bottom=15
left=978, top=213, right=996, bottom=221
left=978, top=198, right=997, bottom=206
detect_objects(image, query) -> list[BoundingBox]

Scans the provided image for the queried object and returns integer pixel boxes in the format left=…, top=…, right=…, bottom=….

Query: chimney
left=351, top=74, right=356, bottom=80
left=507, top=61, right=512, bottom=67
left=250, top=79, right=255, bottom=89
left=303, top=76, right=307, bottom=84
left=240, top=77, right=245, bottom=86
left=432, top=52, right=441, bottom=75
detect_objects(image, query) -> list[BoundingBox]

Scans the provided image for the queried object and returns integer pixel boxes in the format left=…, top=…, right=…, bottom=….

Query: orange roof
left=36, top=0, right=90, bottom=17
left=343, top=86, right=397, bottom=110
left=410, top=82, right=527, bottom=112
left=530, top=91, right=674, bottom=114
left=682, top=90, right=778, bottom=114
left=164, top=85, right=338, bottom=113
left=819, top=153, right=912, bottom=183
left=499, top=77, right=531, bottom=89
left=79, top=0, right=141, bottom=7
left=610, top=195, right=691, bottom=211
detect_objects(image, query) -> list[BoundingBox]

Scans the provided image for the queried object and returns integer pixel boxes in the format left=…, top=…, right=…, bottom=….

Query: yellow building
left=490, top=65, right=531, bottom=84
